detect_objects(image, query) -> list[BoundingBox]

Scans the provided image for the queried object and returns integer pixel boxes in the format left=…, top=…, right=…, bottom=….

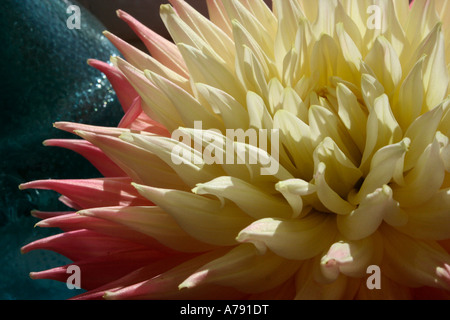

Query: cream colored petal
left=240, top=47, right=270, bottom=100
left=311, top=34, right=338, bottom=88
left=320, top=236, right=381, bottom=282
left=314, top=162, right=356, bottom=215
left=273, top=0, right=304, bottom=73
left=179, top=244, right=301, bottom=294
left=352, top=138, right=410, bottom=205
left=193, top=176, right=292, bottom=220
left=120, top=133, right=226, bottom=188
left=295, top=259, right=361, bottom=300
left=443, top=143, right=450, bottom=172
left=360, top=74, right=385, bottom=112
left=75, top=131, right=186, bottom=190
left=313, top=138, right=362, bottom=197
left=239, top=0, right=277, bottom=38
left=365, top=36, right=402, bottom=96
left=275, top=179, right=316, bottom=218
left=104, top=31, right=191, bottom=93
left=237, top=213, right=336, bottom=260
left=178, top=127, right=294, bottom=185
left=338, top=185, right=404, bottom=240
left=246, top=91, right=273, bottom=131
left=336, top=23, right=363, bottom=77
left=114, top=57, right=184, bottom=132
left=404, top=103, right=444, bottom=171
left=178, top=43, right=246, bottom=104
left=232, top=19, right=275, bottom=80
left=337, top=83, right=367, bottom=154
left=206, top=0, right=233, bottom=37
left=133, top=184, right=253, bottom=246
left=267, top=78, right=284, bottom=115
left=222, top=0, right=274, bottom=59
left=195, top=83, right=249, bottom=130
left=160, top=4, right=227, bottom=68
left=438, top=99, right=450, bottom=135
left=360, top=94, right=403, bottom=172
left=169, top=0, right=236, bottom=70
left=421, top=23, right=449, bottom=111
left=395, top=188, right=450, bottom=240
left=380, top=226, right=450, bottom=290
left=145, top=70, right=224, bottom=130
left=392, top=133, right=446, bottom=208
left=392, top=56, right=426, bottom=131
left=298, top=0, right=318, bottom=22
left=309, top=105, right=360, bottom=166
left=273, top=110, right=315, bottom=180
left=312, top=0, right=338, bottom=37
left=406, top=0, right=440, bottom=48
left=282, top=87, right=309, bottom=123
left=281, top=48, right=301, bottom=88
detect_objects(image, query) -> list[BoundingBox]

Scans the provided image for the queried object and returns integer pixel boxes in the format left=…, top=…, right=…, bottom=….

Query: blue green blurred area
left=0, top=0, right=123, bottom=299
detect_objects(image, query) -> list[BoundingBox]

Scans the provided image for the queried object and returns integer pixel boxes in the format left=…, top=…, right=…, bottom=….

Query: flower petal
left=133, top=184, right=253, bottom=246
left=193, top=176, right=292, bottom=219
left=180, top=244, right=300, bottom=293
left=237, top=213, right=336, bottom=260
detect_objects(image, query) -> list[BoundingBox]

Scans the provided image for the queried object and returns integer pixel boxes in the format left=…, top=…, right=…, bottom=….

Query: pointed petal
left=133, top=184, right=253, bottom=246
left=74, top=131, right=187, bottom=190
left=21, top=230, right=148, bottom=262
left=87, top=59, right=138, bottom=112
left=120, top=133, right=226, bottom=188
left=19, top=178, right=150, bottom=209
left=30, top=249, right=173, bottom=291
left=116, top=10, right=188, bottom=77
left=79, top=206, right=215, bottom=253
left=43, top=139, right=126, bottom=177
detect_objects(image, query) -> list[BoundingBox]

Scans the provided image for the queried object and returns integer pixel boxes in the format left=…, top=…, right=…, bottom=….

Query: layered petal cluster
left=21, top=0, right=450, bottom=299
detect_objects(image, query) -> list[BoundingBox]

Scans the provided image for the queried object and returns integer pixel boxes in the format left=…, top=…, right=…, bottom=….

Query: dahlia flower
left=21, top=0, right=450, bottom=300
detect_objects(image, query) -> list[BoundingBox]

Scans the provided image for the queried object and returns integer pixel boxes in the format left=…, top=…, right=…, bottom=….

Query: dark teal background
left=0, top=0, right=123, bottom=299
